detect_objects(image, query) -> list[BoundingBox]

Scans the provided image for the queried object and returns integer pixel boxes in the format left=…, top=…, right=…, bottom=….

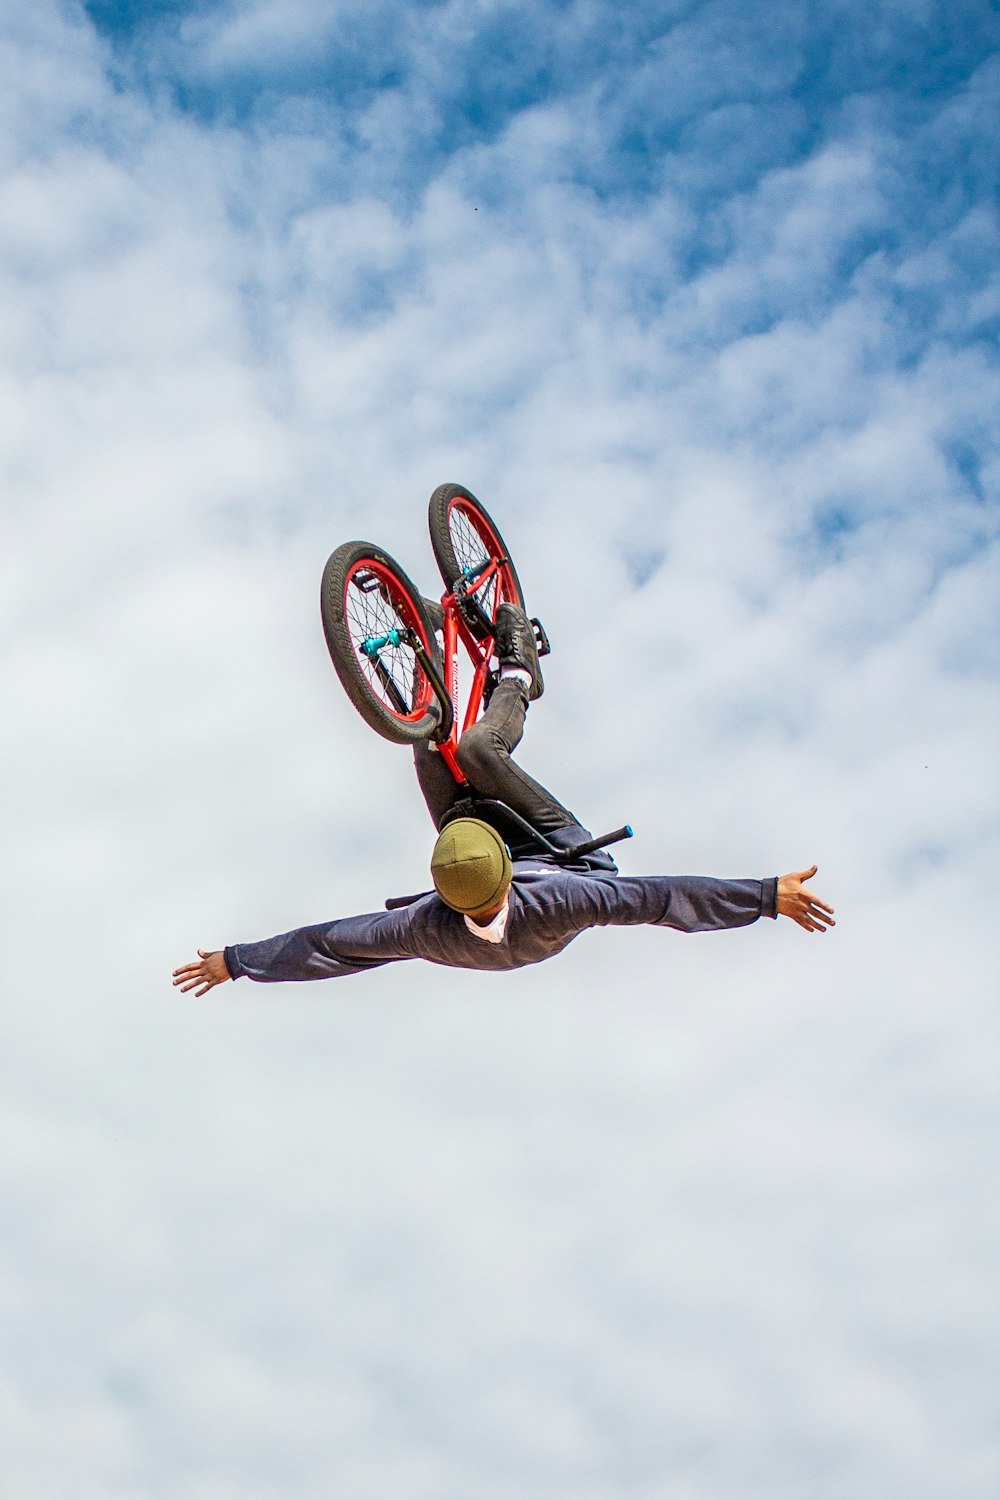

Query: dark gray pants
left=412, top=679, right=591, bottom=856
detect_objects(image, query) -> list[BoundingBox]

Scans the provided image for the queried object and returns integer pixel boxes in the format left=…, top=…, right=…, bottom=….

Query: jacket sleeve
left=539, top=871, right=778, bottom=935
left=224, top=909, right=418, bottom=983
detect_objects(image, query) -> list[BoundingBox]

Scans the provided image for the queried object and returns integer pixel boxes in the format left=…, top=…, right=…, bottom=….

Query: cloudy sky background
left=2, top=0, right=998, bottom=1495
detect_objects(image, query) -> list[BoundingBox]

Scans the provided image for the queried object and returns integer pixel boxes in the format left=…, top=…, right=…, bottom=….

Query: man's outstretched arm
left=173, top=908, right=418, bottom=991
left=776, top=864, right=836, bottom=933
left=525, top=862, right=835, bottom=937
left=172, top=949, right=231, bottom=997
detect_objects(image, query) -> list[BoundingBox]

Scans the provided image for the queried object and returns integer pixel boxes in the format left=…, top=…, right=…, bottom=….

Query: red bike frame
left=430, top=563, right=508, bottom=786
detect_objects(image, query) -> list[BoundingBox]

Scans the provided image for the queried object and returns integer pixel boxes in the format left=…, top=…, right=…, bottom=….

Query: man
left=173, top=605, right=834, bottom=997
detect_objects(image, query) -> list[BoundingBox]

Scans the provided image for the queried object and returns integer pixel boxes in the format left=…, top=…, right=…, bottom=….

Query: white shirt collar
left=464, top=898, right=510, bottom=944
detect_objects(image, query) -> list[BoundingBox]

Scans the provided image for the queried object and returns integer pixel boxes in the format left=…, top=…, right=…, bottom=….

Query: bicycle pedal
left=531, top=617, right=551, bottom=657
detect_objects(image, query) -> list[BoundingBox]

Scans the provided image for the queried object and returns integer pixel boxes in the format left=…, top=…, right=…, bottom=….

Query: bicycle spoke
left=344, top=569, right=422, bottom=714
left=449, top=504, right=505, bottom=623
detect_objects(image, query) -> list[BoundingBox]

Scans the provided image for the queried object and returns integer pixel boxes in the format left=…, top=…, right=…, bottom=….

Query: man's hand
left=777, top=865, right=836, bottom=933
left=172, top=949, right=231, bottom=996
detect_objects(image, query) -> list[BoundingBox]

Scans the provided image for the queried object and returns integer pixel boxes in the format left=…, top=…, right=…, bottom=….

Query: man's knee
left=455, top=721, right=505, bottom=784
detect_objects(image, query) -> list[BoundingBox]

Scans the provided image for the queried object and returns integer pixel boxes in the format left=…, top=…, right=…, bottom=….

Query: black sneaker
left=494, top=603, right=544, bottom=700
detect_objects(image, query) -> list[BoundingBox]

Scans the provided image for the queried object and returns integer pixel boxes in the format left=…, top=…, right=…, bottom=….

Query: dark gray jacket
left=224, top=861, right=778, bottom=984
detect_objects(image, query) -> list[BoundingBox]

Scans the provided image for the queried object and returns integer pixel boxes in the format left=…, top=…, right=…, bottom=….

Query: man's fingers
left=808, top=898, right=835, bottom=914
left=173, top=960, right=219, bottom=992
left=807, top=898, right=835, bottom=920
left=792, top=901, right=832, bottom=932
left=799, top=885, right=834, bottom=912
left=177, top=973, right=220, bottom=995
left=779, top=870, right=835, bottom=932
left=174, top=951, right=226, bottom=990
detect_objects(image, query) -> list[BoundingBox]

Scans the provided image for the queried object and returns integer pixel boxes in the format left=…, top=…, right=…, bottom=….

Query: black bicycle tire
left=321, top=541, right=443, bottom=745
left=427, top=483, right=525, bottom=639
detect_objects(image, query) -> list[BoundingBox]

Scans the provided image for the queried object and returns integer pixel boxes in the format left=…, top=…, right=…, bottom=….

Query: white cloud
left=0, top=1, right=997, bottom=1496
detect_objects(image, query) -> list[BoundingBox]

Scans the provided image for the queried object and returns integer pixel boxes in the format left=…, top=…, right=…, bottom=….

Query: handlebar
left=558, top=825, right=633, bottom=860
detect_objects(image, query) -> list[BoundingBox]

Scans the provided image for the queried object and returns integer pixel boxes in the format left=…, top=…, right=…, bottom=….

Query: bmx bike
left=320, top=482, right=631, bottom=865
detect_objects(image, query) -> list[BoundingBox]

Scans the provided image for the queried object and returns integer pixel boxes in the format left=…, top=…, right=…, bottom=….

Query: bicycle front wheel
left=321, top=542, right=443, bottom=745
left=428, top=483, right=525, bottom=640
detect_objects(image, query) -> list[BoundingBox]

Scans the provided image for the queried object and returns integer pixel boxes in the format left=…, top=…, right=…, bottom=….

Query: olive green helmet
left=430, top=817, right=512, bottom=914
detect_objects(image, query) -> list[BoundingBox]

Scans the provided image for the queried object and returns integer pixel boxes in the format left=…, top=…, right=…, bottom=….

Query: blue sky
left=1, top=1, right=998, bottom=1497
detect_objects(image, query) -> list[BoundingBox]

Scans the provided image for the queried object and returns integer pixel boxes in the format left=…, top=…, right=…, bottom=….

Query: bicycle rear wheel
left=428, top=483, right=525, bottom=640
left=321, top=541, right=444, bottom=745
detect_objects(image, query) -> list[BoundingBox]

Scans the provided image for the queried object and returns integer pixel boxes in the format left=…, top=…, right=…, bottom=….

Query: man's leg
left=416, top=603, right=610, bottom=863
left=412, top=596, right=463, bottom=831
left=415, top=678, right=613, bottom=864
left=412, top=681, right=575, bottom=836
left=413, top=737, right=465, bottom=831
left=455, top=678, right=582, bottom=840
